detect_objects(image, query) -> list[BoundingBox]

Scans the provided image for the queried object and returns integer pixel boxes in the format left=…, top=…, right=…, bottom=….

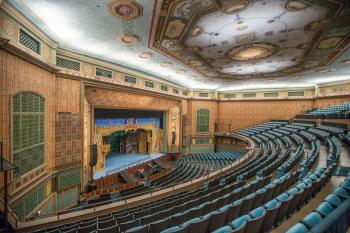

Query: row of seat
left=158, top=172, right=299, bottom=233
left=34, top=189, right=201, bottom=233
left=299, top=140, right=321, bottom=178
left=299, top=102, right=350, bottom=119
left=152, top=152, right=243, bottom=189
left=121, top=124, right=294, bottom=232
left=317, top=125, right=347, bottom=135
left=291, top=122, right=316, bottom=127
left=277, top=141, right=305, bottom=177
left=213, top=166, right=334, bottom=233
left=326, top=136, right=342, bottom=167
left=33, top=120, right=346, bottom=233
left=287, top=174, right=350, bottom=232
left=97, top=151, right=244, bottom=204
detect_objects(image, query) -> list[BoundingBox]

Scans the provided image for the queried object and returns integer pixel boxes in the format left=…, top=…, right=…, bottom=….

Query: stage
left=93, top=152, right=165, bottom=180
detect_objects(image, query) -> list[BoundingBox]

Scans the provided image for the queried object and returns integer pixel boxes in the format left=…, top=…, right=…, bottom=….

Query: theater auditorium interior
left=1, top=0, right=350, bottom=232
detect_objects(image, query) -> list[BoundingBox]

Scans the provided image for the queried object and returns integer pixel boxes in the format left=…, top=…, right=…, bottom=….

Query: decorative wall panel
left=58, top=168, right=81, bottom=191
left=56, top=186, right=78, bottom=212
left=218, top=100, right=314, bottom=131
left=318, top=83, right=350, bottom=97
left=189, top=100, right=218, bottom=136
left=12, top=184, right=45, bottom=219
left=55, top=78, right=80, bottom=114
left=55, top=113, right=82, bottom=169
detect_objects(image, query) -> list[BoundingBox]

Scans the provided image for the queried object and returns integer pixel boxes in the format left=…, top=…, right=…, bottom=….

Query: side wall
left=0, top=50, right=82, bottom=219
left=183, top=97, right=350, bottom=141
left=181, top=100, right=218, bottom=154
left=218, top=99, right=314, bottom=131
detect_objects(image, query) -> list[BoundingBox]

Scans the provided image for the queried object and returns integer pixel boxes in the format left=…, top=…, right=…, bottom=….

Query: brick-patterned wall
left=0, top=50, right=56, bottom=190
left=55, top=77, right=80, bottom=113
left=55, top=113, right=82, bottom=169
left=314, top=96, right=350, bottom=109
left=218, top=100, right=314, bottom=131
left=0, top=51, right=83, bottom=198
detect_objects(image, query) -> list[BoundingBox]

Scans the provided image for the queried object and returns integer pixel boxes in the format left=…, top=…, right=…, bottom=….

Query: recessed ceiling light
left=138, top=52, right=153, bottom=59
left=317, top=67, right=334, bottom=73
left=117, top=33, right=140, bottom=45
left=342, top=59, right=350, bottom=65
left=162, top=61, right=174, bottom=67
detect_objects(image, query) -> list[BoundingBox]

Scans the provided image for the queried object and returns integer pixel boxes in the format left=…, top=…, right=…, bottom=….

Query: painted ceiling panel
left=7, top=0, right=350, bottom=90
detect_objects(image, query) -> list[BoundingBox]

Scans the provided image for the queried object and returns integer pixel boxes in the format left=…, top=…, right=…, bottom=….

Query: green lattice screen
left=12, top=92, right=45, bottom=178
left=196, top=109, right=210, bottom=133
left=58, top=169, right=81, bottom=191
left=195, top=137, right=210, bottom=144
left=12, top=185, right=45, bottom=218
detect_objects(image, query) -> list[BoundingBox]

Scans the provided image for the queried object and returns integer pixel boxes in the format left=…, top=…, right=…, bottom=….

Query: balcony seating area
left=298, top=102, right=350, bottom=119
left=316, top=125, right=347, bottom=135
left=32, top=119, right=350, bottom=233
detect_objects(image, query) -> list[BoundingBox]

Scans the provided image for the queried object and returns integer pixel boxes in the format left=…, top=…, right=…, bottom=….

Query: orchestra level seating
left=30, top=119, right=350, bottom=233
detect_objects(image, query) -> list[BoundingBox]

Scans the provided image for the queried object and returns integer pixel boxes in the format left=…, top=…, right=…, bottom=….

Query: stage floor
left=93, top=152, right=165, bottom=179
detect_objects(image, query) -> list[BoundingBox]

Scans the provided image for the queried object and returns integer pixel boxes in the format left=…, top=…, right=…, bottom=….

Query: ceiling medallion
left=228, top=43, right=278, bottom=61
left=160, top=61, right=173, bottom=67
left=108, top=0, right=143, bottom=20
left=342, top=59, right=350, bottom=65
left=138, top=52, right=153, bottom=59
left=285, top=0, right=309, bottom=11
left=305, top=21, right=321, bottom=31
left=176, top=69, right=186, bottom=74
left=220, top=1, right=249, bottom=14
left=117, top=33, right=140, bottom=44
left=237, top=25, right=248, bottom=31
left=189, top=46, right=202, bottom=53
left=317, top=67, right=334, bottom=73
left=189, top=59, right=202, bottom=67
left=234, top=32, right=256, bottom=44
left=190, top=26, right=204, bottom=37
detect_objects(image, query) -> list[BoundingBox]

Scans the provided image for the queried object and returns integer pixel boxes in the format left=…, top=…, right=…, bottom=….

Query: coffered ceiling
left=7, top=0, right=350, bottom=91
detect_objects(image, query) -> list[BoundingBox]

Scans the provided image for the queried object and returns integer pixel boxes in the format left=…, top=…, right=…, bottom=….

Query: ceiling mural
left=6, top=0, right=350, bottom=90
left=8, top=0, right=216, bottom=89
left=150, top=0, right=350, bottom=81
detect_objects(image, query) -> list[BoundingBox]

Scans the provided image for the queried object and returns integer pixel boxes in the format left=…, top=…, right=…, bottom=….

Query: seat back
left=209, top=210, right=228, bottom=232
left=189, top=216, right=210, bottom=233
left=149, top=218, right=170, bottom=233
